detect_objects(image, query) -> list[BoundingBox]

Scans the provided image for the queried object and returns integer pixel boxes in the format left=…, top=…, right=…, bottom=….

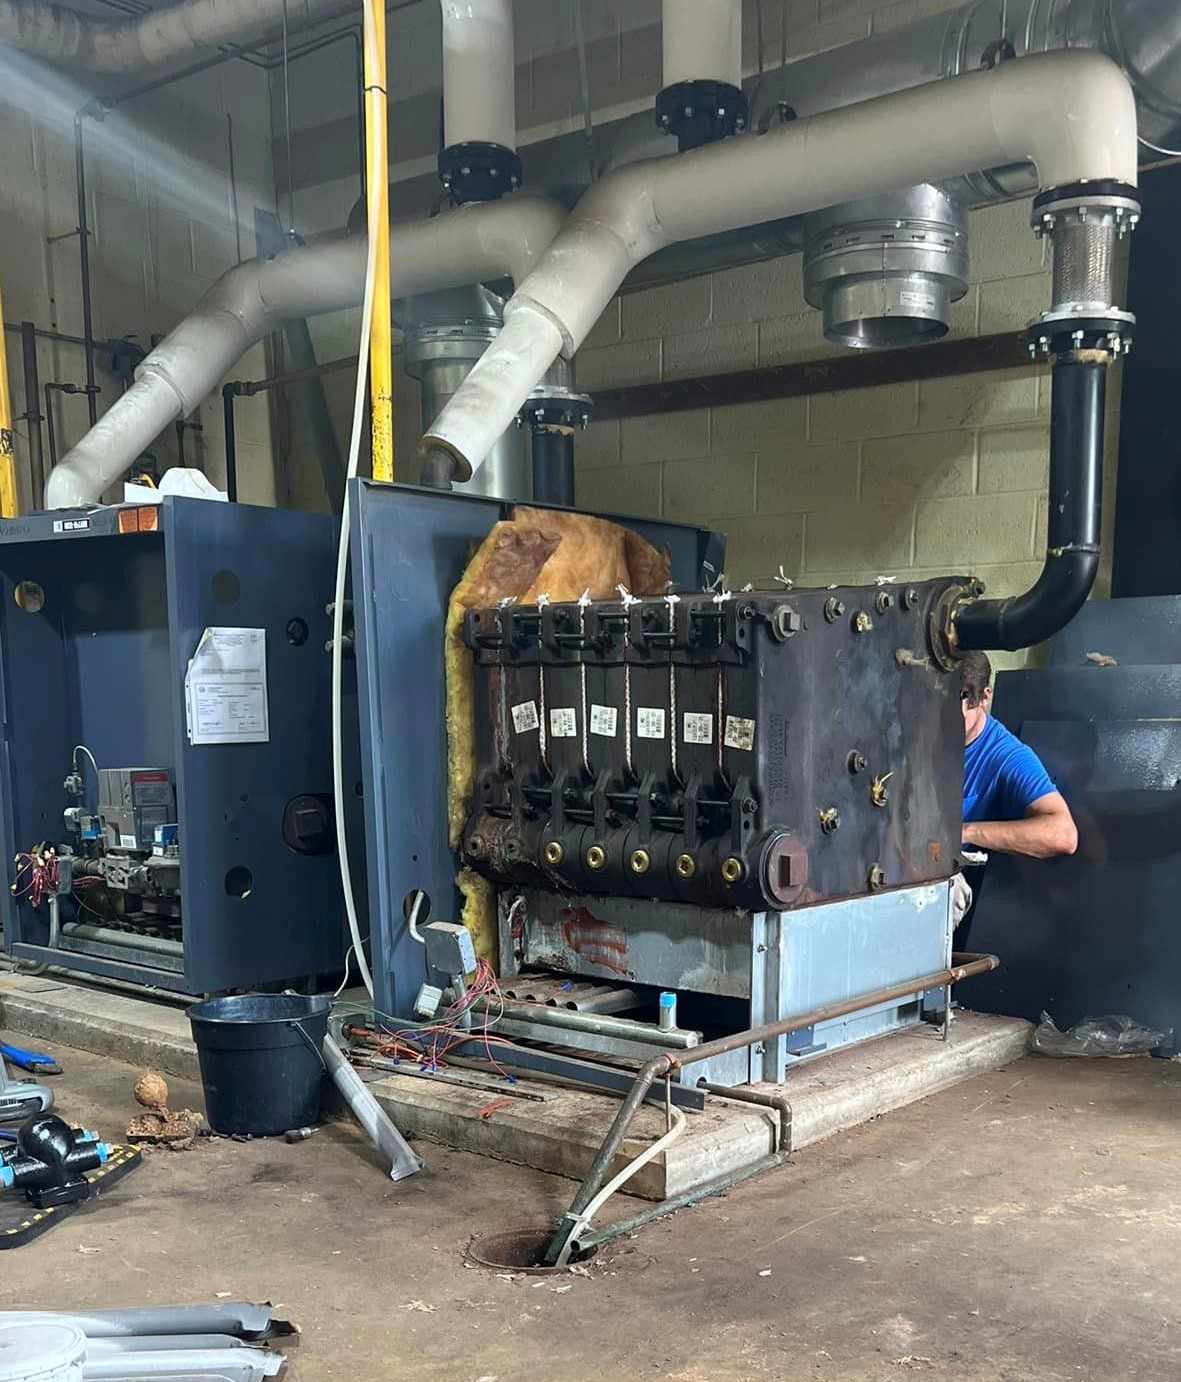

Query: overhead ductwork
left=0, top=0, right=354, bottom=73
left=438, top=0, right=520, bottom=202
left=422, top=51, right=1138, bottom=481
left=45, top=197, right=567, bottom=509
left=472, top=0, right=1177, bottom=347
left=657, top=0, right=746, bottom=150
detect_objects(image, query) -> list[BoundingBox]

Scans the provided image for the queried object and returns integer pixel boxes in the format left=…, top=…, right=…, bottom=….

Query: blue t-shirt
left=963, top=715, right=1057, bottom=824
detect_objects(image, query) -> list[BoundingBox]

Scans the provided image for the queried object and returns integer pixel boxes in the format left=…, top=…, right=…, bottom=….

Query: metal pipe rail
left=540, top=950, right=1000, bottom=1266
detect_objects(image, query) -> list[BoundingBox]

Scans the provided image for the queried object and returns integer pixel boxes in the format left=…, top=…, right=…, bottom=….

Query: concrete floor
left=3, top=1033, right=1179, bottom=1382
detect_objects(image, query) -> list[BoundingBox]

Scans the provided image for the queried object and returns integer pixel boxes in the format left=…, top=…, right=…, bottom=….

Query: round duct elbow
left=803, top=186, right=968, bottom=350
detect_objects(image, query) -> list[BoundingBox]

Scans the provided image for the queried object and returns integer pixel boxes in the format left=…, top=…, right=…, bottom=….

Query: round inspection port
left=467, top=1228, right=596, bottom=1276
left=13, top=580, right=45, bottom=614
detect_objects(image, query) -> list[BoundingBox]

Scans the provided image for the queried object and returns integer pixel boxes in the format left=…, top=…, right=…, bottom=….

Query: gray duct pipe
left=424, top=51, right=1138, bottom=480
left=749, top=0, right=1181, bottom=162
left=45, top=197, right=567, bottom=508
left=0, top=0, right=354, bottom=73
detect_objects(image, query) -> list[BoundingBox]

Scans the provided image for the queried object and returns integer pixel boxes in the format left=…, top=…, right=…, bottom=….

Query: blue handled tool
left=0, top=1042, right=61, bottom=1076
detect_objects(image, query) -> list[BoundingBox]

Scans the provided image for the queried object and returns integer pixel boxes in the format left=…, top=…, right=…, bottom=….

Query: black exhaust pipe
left=953, top=352, right=1107, bottom=653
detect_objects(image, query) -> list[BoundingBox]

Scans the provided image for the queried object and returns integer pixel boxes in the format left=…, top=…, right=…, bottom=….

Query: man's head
left=960, top=650, right=992, bottom=744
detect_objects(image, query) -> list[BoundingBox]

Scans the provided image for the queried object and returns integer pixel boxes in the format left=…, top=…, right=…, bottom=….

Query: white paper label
left=636, top=707, right=666, bottom=739
left=589, top=704, right=618, bottom=737
left=511, top=700, right=539, bottom=733
left=899, top=289, right=936, bottom=311
left=119, top=833, right=137, bottom=849
left=549, top=707, right=577, bottom=738
left=724, top=715, right=756, bottom=751
left=184, top=627, right=269, bottom=745
left=682, top=712, right=714, bottom=745
left=53, top=518, right=90, bottom=533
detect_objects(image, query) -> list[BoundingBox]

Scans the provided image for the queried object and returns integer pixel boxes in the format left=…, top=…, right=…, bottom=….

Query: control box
left=98, top=768, right=175, bottom=851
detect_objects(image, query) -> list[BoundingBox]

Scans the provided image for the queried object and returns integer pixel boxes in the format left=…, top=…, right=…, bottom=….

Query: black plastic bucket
left=187, top=993, right=330, bottom=1136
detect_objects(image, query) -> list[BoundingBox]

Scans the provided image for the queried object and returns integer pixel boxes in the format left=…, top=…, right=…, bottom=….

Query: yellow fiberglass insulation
left=445, top=506, right=672, bottom=964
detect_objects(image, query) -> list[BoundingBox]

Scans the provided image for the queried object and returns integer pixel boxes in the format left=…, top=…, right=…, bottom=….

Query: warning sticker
left=724, top=715, right=756, bottom=751
left=549, top=707, right=578, bottom=738
left=511, top=700, right=539, bottom=733
left=683, top=712, right=714, bottom=745
left=636, top=707, right=666, bottom=739
left=589, top=704, right=618, bottom=737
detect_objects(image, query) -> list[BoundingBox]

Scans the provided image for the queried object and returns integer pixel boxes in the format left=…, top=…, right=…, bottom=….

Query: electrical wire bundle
left=10, top=847, right=59, bottom=908
left=346, top=957, right=518, bottom=1080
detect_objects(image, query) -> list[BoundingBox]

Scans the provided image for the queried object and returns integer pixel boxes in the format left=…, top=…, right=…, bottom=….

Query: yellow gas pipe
left=0, top=281, right=19, bottom=516
left=363, top=0, right=394, bottom=483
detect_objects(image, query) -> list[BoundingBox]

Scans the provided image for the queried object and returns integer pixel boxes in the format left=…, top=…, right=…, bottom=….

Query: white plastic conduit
left=662, top=0, right=741, bottom=87
left=424, top=50, right=1139, bottom=480
left=0, top=0, right=353, bottom=73
left=45, top=196, right=567, bottom=508
left=440, top=0, right=516, bottom=151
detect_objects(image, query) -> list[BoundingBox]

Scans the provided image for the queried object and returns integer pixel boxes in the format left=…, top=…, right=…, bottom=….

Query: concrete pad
left=0, top=969, right=1030, bottom=1201
left=0, top=971, right=198, bottom=1078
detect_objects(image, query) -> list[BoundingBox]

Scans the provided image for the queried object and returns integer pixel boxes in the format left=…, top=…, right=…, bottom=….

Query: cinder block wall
left=0, top=54, right=276, bottom=507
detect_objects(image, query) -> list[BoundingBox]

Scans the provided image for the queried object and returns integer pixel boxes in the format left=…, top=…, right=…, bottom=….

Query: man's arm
left=962, top=791, right=1078, bottom=859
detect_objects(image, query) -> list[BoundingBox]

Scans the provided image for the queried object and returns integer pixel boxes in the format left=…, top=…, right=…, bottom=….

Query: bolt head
left=721, top=856, right=744, bottom=884
left=629, top=848, right=651, bottom=875
left=674, top=853, right=696, bottom=879
left=544, top=840, right=565, bottom=866
left=586, top=844, right=607, bottom=871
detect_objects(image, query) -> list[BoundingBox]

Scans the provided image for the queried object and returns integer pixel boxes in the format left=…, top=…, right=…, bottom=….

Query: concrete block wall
left=0, top=52, right=277, bottom=509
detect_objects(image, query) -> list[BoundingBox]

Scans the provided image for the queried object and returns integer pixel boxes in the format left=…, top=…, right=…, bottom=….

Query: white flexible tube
left=440, top=0, right=516, bottom=151
left=331, top=0, right=385, bottom=1002
left=555, top=1106, right=686, bottom=1268
left=424, top=50, right=1139, bottom=478
left=662, top=0, right=741, bottom=87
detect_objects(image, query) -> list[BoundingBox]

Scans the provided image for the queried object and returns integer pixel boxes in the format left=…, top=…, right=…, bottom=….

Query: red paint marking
left=560, top=906, right=630, bottom=977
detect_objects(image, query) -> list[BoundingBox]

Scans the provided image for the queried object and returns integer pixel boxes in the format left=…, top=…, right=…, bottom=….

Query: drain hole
left=467, top=1228, right=596, bottom=1274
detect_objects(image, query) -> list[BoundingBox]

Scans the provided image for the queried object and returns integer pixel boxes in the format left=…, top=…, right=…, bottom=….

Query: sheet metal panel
left=0, top=499, right=347, bottom=993
left=349, top=481, right=721, bottom=1018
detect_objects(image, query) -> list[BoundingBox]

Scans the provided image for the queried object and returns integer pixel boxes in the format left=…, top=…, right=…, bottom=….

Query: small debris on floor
left=126, top=1071, right=203, bottom=1149
left=758, top=1268, right=772, bottom=1277
left=401, top=1300, right=437, bottom=1312
left=892, top=1357, right=934, bottom=1369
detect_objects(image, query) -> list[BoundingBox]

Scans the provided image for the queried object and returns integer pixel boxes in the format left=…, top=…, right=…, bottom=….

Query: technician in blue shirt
left=960, top=651, right=1078, bottom=858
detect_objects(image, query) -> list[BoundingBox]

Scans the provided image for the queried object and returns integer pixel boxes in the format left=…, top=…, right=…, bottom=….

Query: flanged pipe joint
left=520, top=356, right=592, bottom=507
left=947, top=179, right=1141, bottom=656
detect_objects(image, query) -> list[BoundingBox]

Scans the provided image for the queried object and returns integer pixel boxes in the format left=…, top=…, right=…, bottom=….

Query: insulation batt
left=445, top=508, right=672, bottom=961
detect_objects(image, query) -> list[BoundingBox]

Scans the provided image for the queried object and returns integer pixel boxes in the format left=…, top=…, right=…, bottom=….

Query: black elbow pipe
left=419, top=445, right=458, bottom=490
left=953, top=354, right=1107, bottom=653
left=530, top=424, right=575, bottom=506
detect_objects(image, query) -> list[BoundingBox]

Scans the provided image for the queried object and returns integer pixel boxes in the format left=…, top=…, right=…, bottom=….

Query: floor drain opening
left=467, top=1227, right=597, bottom=1275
